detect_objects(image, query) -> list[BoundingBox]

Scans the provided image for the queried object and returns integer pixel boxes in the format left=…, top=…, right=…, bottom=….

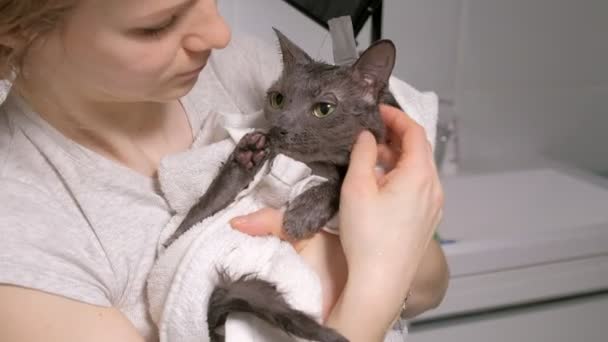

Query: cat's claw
left=235, top=132, right=270, bottom=171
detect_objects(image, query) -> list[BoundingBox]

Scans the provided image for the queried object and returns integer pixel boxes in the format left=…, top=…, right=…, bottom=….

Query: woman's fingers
left=377, top=105, right=443, bottom=197
left=379, top=104, right=418, bottom=136
left=379, top=104, right=412, bottom=139
left=342, top=130, right=379, bottom=196
left=230, top=207, right=283, bottom=236
left=230, top=208, right=310, bottom=251
left=379, top=104, right=430, bottom=168
left=377, top=143, right=398, bottom=170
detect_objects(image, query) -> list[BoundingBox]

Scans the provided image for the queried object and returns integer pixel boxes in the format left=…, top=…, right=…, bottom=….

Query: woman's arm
left=0, top=285, right=144, bottom=342
left=323, top=237, right=448, bottom=323
left=318, top=105, right=444, bottom=341
left=297, top=231, right=448, bottom=321
left=326, top=266, right=417, bottom=341
left=401, top=239, right=449, bottom=319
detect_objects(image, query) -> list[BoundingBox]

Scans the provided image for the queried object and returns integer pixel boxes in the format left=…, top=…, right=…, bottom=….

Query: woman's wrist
left=326, top=268, right=415, bottom=342
left=326, top=282, right=391, bottom=342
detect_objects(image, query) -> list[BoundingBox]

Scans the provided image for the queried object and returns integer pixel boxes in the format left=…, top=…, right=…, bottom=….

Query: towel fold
left=147, top=77, right=437, bottom=342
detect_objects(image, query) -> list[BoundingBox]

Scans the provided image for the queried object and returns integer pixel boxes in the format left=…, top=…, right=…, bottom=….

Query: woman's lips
left=177, top=64, right=206, bottom=77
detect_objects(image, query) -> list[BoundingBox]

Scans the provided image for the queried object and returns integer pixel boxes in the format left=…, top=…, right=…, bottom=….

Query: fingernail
left=230, top=216, right=249, bottom=228
left=357, top=130, right=370, bottom=143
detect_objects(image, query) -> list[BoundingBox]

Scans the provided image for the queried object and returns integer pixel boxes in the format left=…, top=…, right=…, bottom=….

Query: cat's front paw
left=235, top=132, right=270, bottom=170
left=283, top=204, right=324, bottom=240
left=282, top=182, right=339, bottom=240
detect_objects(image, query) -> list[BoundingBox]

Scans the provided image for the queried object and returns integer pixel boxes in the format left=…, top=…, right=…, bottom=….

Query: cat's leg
left=164, top=132, right=273, bottom=247
left=283, top=180, right=341, bottom=240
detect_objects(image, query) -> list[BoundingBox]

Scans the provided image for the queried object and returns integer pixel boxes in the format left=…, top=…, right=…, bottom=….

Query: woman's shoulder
left=0, top=124, right=96, bottom=251
left=0, top=176, right=114, bottom=307
left=0, top=102, right=114, bottom=304
left=0, top=168, right=115, bottom=308
left=1, top=100, right=64, bottom=196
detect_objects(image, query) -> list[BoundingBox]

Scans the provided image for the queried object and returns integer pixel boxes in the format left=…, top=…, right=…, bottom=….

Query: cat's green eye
left=312, top=102, right=336, bottom=118
left=269, top=92, right=285, bottom=109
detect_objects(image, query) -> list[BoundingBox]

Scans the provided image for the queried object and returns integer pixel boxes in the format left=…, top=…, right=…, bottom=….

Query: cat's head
left=265, top=29, right=396, bottom=166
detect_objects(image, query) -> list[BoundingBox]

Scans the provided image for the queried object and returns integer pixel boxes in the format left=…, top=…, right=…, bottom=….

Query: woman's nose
left=182, top=1, right=231, bottom=52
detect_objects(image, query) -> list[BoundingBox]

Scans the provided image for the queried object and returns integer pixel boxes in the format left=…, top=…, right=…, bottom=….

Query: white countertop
left=439, top=166, right=608, bottom=276
left=416, top=165, right=608, bottom=321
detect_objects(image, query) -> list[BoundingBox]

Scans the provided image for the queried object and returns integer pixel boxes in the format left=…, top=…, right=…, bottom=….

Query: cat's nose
left=269, top=127, right=288, bottom=138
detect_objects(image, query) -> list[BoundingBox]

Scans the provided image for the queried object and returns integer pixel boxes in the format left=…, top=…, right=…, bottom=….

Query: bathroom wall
left=219, top=0, right=370, bottom=63
left=453, top=0, right=608, bottom=173
left=220, top=0, right=608, bottom=174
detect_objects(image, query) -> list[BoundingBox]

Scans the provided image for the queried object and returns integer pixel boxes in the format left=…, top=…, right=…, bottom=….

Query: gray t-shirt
left=0, top=35, right=281, bottom=341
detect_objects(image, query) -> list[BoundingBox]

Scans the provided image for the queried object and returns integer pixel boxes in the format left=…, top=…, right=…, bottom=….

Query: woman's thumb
left=343, top=130, right=378, bottom=192
left=230, top=207, right=284, bottom=237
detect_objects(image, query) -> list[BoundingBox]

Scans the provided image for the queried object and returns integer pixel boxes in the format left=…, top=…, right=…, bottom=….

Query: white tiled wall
left=221, top=0, right=608, bottom=173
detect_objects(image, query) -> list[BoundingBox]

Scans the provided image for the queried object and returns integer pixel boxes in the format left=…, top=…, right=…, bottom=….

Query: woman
left=0, top=0, right=447, bottom=341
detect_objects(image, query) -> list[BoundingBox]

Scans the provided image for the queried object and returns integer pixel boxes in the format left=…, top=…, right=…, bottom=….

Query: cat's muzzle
left=268, top=127, right=289, bottom=146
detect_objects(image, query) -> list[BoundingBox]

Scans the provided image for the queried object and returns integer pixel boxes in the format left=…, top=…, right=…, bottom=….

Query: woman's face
left=22, top=0, right=231, bottom=102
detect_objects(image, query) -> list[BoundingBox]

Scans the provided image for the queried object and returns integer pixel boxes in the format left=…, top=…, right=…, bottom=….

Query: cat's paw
left=235, top=132, right=270, bottom=170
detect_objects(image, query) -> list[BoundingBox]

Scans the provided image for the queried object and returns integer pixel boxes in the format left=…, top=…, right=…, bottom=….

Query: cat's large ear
left=273, top=28, right=314, bottom=70
left=352, top=40, right=396, bottom=94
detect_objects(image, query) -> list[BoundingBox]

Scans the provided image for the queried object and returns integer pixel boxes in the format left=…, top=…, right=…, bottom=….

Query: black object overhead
left=282, top=0, right=384, bottom=42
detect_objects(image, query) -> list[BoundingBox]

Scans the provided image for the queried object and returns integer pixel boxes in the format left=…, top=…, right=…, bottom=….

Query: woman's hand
left=326, top=105, right=444, bottom=340
left=340, top=104, right=443, bottom=293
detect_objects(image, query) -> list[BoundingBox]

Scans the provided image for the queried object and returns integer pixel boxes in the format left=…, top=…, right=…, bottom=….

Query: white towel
left=147, top=78, right=438, bottom=342
left=389, top=76, right=438, bottom=150
left=148, top=113, right=328, bottom=342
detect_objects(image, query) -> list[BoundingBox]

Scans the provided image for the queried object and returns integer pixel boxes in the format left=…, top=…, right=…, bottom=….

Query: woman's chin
left=154, top=78, right=199, bottom=101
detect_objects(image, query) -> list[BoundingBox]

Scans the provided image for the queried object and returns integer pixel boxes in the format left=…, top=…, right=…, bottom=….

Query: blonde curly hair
left=0, top=0, right=76, bottom=80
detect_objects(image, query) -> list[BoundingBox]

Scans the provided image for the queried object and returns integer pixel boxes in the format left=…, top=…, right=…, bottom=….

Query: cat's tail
left=207, top=270, right=349, bottom=342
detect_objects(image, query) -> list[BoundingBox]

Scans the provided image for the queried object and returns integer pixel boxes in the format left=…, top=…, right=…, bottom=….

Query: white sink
left=440, top=167, right=608, bottom=240
left=438, top=166, right=608, bottom=277
left=418, top=165, right=608, bottom=321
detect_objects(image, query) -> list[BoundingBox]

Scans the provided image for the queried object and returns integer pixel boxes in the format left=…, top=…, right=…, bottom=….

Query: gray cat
left=165, top=29, right=397, bottom=342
